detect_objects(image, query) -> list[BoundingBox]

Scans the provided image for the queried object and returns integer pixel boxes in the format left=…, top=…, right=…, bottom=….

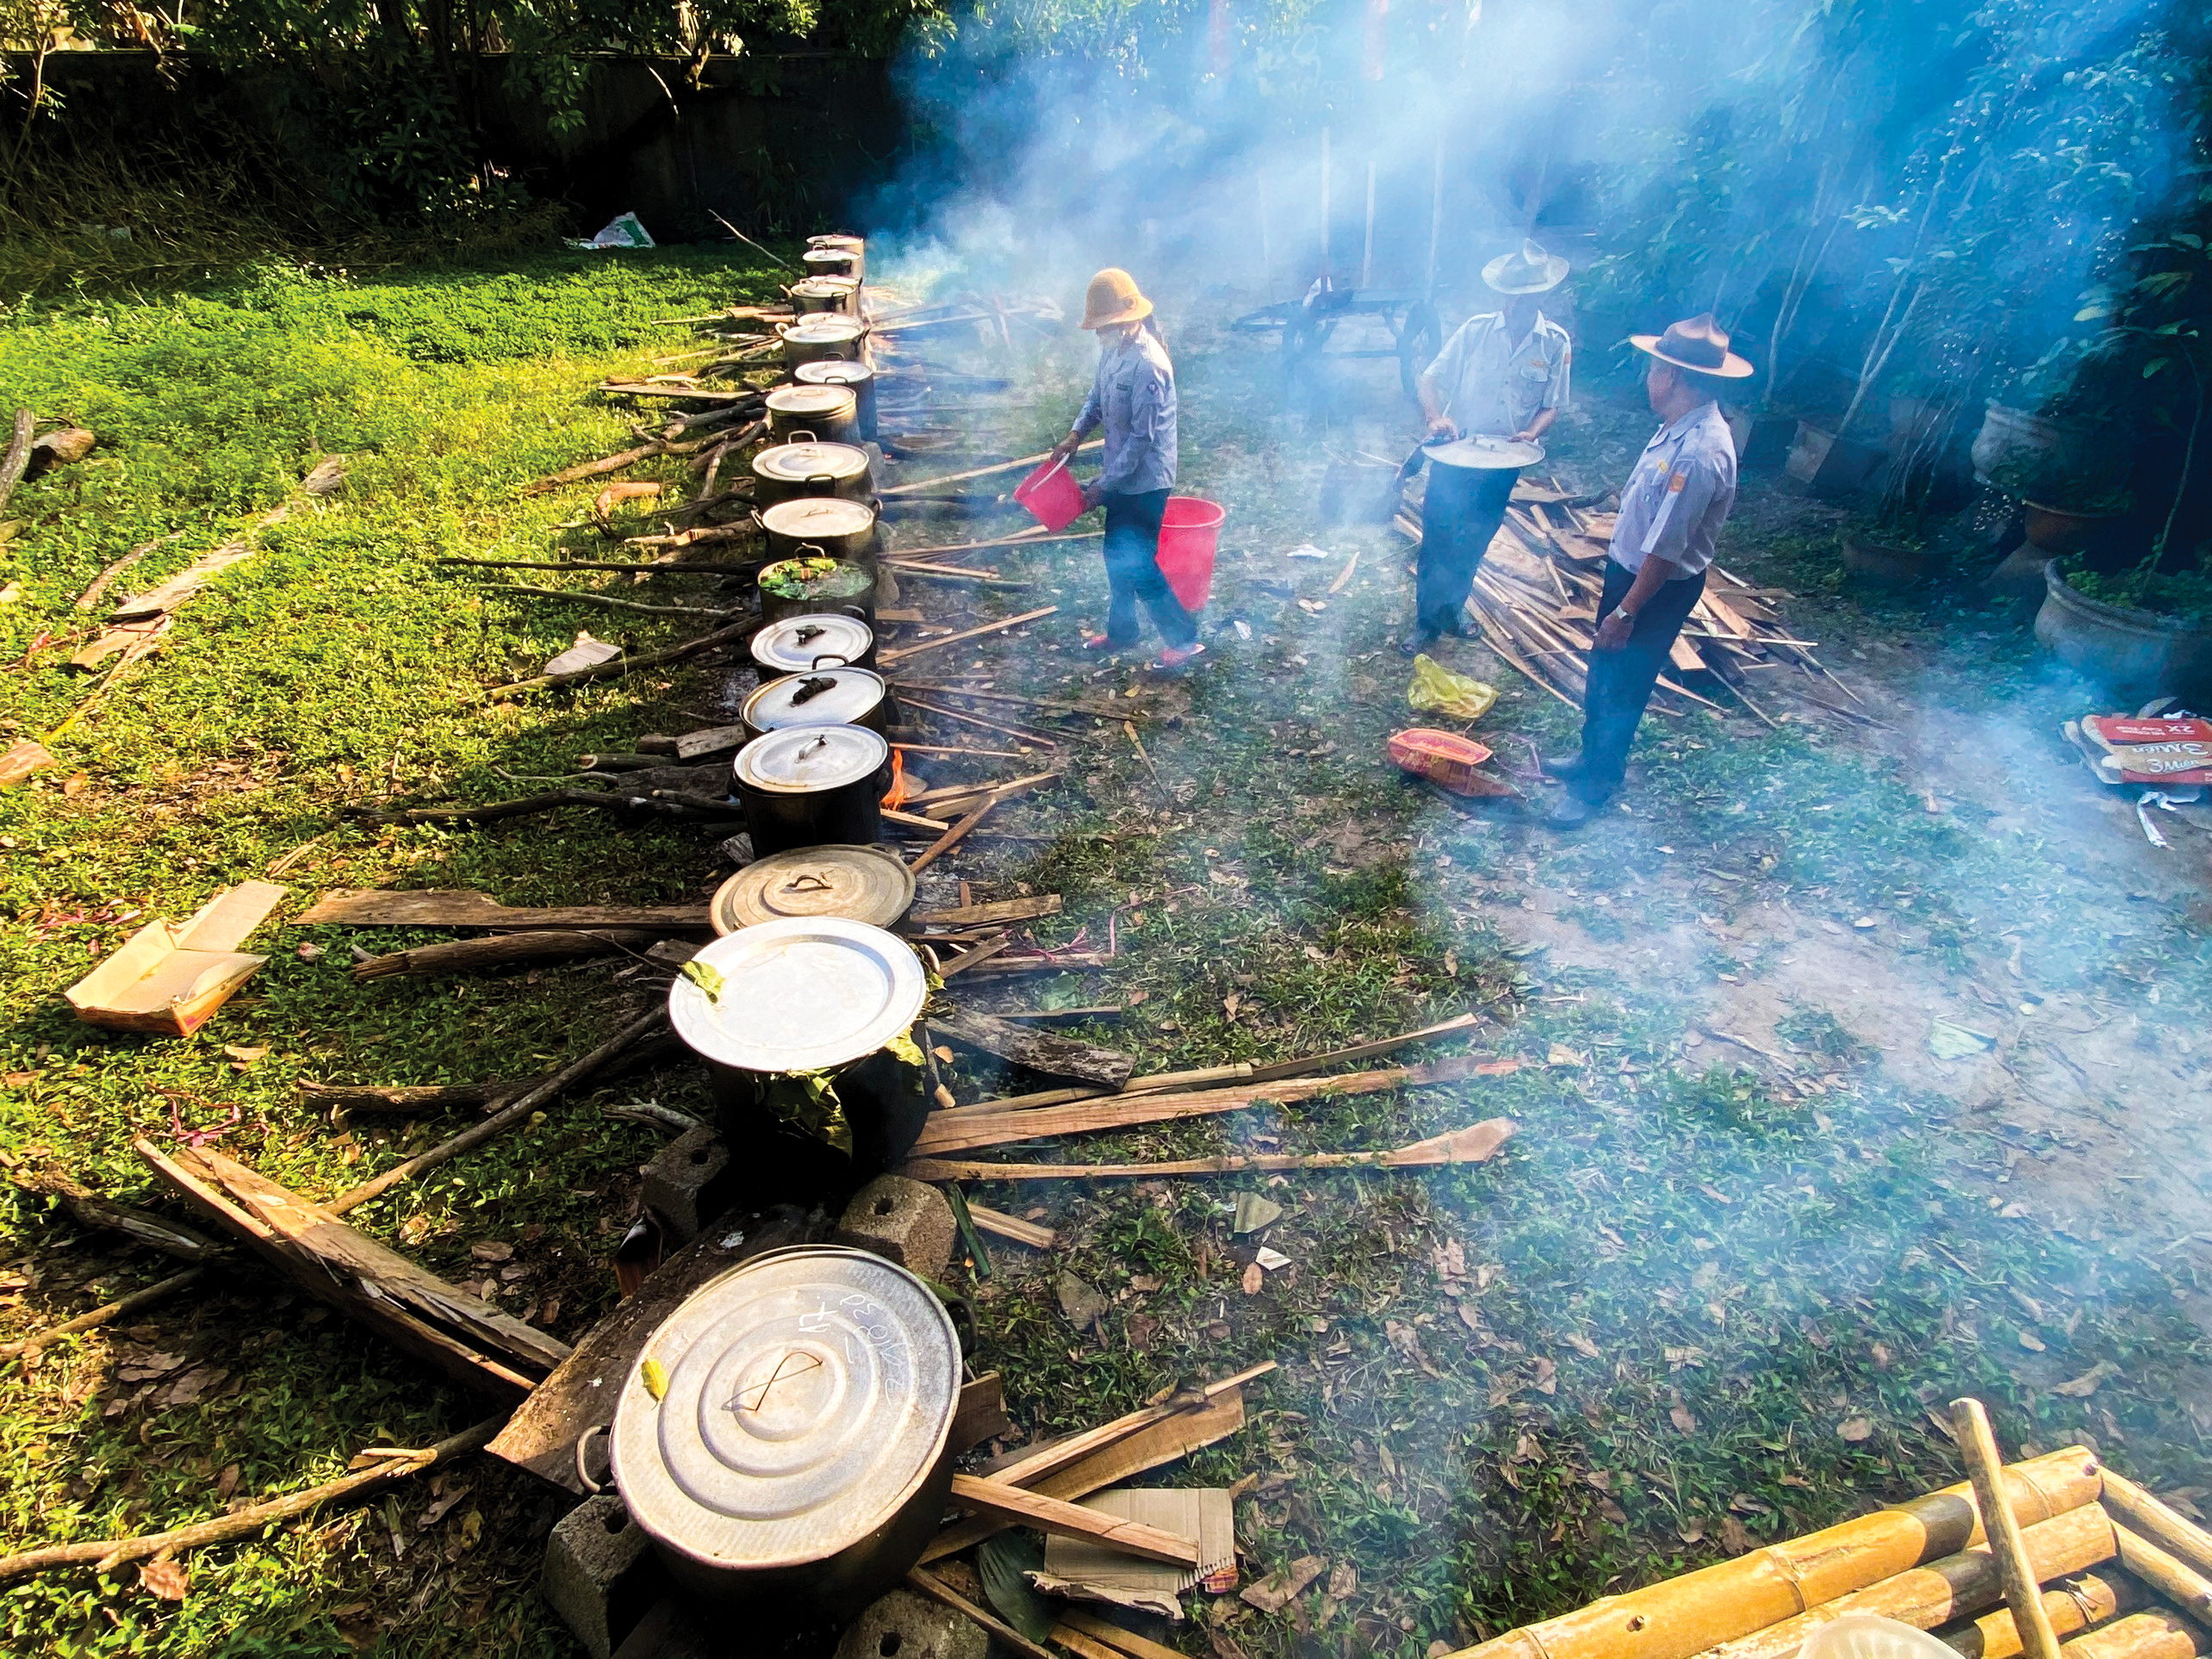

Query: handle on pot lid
left=809, top=653, right=852, bottom=671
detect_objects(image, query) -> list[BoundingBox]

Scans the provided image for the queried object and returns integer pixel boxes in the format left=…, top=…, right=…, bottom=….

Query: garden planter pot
left=1972, top=401, right=2074, bottom=488
left=1841, top=537, right=1934, bottom=586
left=2021, top=501, right=2112, bottom=557
left=733, top=725, right=892, bottom=856
left=608, top=1245, right=956, bottom=1612
left=1785, top=420, right=1886, bottom=499
left=2033, top=560, right=2212, bottom=702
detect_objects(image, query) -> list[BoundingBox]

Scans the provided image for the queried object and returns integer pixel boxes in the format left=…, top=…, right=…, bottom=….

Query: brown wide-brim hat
left=1482, top=239, right=1569, bottom=295
left=1082, top=267, right=1154, bottom=329
left=1630, top=312, right=1755, bottom=378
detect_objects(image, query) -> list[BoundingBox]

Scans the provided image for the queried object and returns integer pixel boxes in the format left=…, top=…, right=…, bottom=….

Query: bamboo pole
left=1954, top=1399, right=2065, bottom=1659
left=2103, top=1473, right=2212, bottom=1581
left=906, top=1117, right=1516, bottom=1182
left=878, top=606, right=1058, bottom=666
left=1699, top=1503, right=2116, bottom=1659
left=2054, top=1612, right=2201, bottom=1659
left=2114, top=1524, right=2212, bottom=1624
left=1938, top=1572, right=2134, bottom=1659
left=877, top=441, right=1100, bottom=497
left=1440, top=1449, right=2105, bottom=1659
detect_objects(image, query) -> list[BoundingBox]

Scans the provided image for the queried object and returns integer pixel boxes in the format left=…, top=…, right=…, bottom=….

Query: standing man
left=1403, top=239, right=1573, bottom=655
left=1544, top=314, right=1752, bottom=829
left=1047, top=268, right=1204, bottom=671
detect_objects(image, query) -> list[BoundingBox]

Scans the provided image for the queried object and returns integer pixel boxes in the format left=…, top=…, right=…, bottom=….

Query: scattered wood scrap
left=946, top=1474, right=1199, bottom=1566
left=137, top=1140, right=569, bottom=1398
left=1, top=1159, right=221, bottom=1263
left=349, top=929, right=668, bottom=981
left=65, top=879, right=288, bottom=1036
left=929, top=1008, right=1134, bottom=1090
left=298, top=889, right=713, bottom=933
left=905, top=1117, right=1519, bottom=1181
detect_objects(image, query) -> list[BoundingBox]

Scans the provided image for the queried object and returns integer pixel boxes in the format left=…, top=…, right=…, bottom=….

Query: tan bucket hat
left=1081, top=268, right=1154, bottom=329
left=1482, top=239, right=1569, bottom=294
left=1630, top=312, right=1755, bottom=378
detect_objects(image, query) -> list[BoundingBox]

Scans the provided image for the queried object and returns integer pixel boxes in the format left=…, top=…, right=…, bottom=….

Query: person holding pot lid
left=1543, top=314, right=1751, bottom=830
left=1047, top=269, right=1205, bottom=672
left=1402, top=239, right=1575, bottom=656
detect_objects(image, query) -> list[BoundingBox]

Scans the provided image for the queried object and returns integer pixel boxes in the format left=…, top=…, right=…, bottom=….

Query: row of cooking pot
left=734, top=610, right=894, bottom=860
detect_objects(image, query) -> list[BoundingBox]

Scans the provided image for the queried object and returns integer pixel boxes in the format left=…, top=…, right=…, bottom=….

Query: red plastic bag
left=1387, top=728, right=1519, bottom=798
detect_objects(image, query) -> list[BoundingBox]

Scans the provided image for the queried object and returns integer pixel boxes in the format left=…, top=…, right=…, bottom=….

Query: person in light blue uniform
left=1048, top=268, right=1203, bottom=671
left=1405, top=239, right=1574, bottom=654
left=1544, top=313, right=1752, bottom=829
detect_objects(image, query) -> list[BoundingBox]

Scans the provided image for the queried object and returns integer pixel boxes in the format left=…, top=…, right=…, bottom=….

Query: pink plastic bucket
left=1158, top=496, right=1226, bottom=612
left=1014, top=457, right=1085, bottom=531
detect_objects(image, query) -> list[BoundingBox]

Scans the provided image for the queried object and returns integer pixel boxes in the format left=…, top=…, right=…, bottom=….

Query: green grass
left=0, top=261, right=2206, bottom=1659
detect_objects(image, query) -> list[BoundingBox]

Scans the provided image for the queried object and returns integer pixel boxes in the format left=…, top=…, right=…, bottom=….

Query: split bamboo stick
left=945, top=1474, right=1198, bottom=1565
left=878, top=440, right=1100, bottom=496
left=1938, top=1571, right=2135, bottom=1659
left=1954, top=1398, right=2066, bottom=1659
left=2102, top=1473, right=2212, bottom=1581
left=905, top=1117, right=1517, bottom=1182
left=897, top=696, right=1059, bottom=748
left=879, top=606, right=1059, bottom=666
left=1438, top=1448, right=2105, bottom=1659
left=1698, top=1502, right=2116, bottom=1659
left=909, top=795, right=998, bottom=876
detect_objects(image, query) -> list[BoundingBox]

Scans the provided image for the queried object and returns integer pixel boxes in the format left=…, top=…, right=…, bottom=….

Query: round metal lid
left=611, top=1245, right=959, bottom=1573
left=765, top=384, right=857, bottom=422
left=752, top=612, right=874, bottom=675
left=788, top=276, right=860, bottom=301
left=781, top=317, right=866, bottom=343
left=743, top=666, right=886, bottom=731
left=757, top=555, right=874, bottom=603
left=1426, top=434, right=1545, bottom=469
left=755, top=441, right=871, bottom=484
left=757, top=497, right=877, bottom=540
left=711, top=846, right=914, bottom=935
left=734, top=724, right=887, bottom=793
left=795, top=360, right=875, bottom=388
left=667, top=916, right=927, bottom=1073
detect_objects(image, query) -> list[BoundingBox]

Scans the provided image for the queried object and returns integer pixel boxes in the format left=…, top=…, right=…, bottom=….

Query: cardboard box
left=65, top=880, right=289, bottom=1036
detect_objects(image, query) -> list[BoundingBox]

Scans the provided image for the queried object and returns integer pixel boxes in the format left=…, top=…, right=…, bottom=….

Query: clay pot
left=2033, top=560, right=2212, bottom=702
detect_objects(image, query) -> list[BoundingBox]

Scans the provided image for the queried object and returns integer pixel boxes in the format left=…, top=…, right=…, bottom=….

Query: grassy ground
left=0, top=257, right=2207, bottom=1659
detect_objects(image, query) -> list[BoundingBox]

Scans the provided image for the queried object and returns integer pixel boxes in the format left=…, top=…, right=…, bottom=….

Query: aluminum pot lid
left=781, top=317, right=866, bottom=343
left=795, top=360, right=874, bottom=388
left=610, top=1245, right=959, bottom=1573
left=754, top=441, right=870, bottom=484
left=801, top=246, right=857, bottom=265
left=711, top=846, right=914, bottom=934
left=743, top=666, right=886, bottom=730
left=758, top=497, right=877, bottom=540
left=734, top=723, right=886, bottom=792
left=667, top=916, right=926, bottom=1073
left=758, top=555, right=873, bottom=602
left=765, top=385, right=857, bottom=421
left=788, top=276, right=860, bottom=299
left=752, top=612, right=874, bottom=674
left=1426, top=434, right=1544, bottom=469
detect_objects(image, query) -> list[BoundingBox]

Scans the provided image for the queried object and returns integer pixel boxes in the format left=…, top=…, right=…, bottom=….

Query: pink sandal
left=1153, top=642, right=1207, bottom=671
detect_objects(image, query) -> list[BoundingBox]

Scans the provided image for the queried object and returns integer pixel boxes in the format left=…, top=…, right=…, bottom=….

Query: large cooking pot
left=609, top=1244, right=957, bottom=1612
left=787, top=276, right=861, bottom=318
left=764, top=384, right=860, bottom=445
left=742, top=663, right=892, bottom=740
left=757, top=497, right=878, bottom=564
left=794, top=359, right=879, bottom=442
left=750, top=612, right=877, bottom=683
left=668, top=915, right=930, bottom=1182
left=802, top=239, right=863, bottom=280
left=756, top=555, right=877, bottom=627
left=779, top=317, right=867, bottom=369
left=710, top=844, right=913, bottom=935
left=734, top=724, right=891, bottom=856
left=750, top=439, right=873, bottom=507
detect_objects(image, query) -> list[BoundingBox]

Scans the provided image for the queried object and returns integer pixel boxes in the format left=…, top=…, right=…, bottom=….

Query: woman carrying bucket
left=1042, top=269, right=1206, bottom=671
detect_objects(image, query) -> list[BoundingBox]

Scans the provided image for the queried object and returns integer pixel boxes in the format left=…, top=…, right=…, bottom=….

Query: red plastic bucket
left=1157, top=496, right=1225, bottom=612
left=1014, top=457, right=1085, bottom=531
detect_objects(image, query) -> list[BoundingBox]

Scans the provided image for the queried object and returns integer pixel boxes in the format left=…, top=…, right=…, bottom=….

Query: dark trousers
left=1415, top=463, right=1519, bottom=636
left=1575, top=559, right=1706, bottom=802
left=1101, top=488, right=1196, bottom=648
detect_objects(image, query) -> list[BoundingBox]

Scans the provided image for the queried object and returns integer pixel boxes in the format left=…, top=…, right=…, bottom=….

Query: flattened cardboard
left=1035, top=1488, right=1237, bottom=1619
left=65, top=880, right=289, bottom=1035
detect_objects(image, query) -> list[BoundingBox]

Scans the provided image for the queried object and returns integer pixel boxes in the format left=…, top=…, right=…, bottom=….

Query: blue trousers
left=1415, top=463, right=1519, bottom=636
left=1575, top=559, right=1706, bottom=802
left=1101, top=488, right=1196, bottom=648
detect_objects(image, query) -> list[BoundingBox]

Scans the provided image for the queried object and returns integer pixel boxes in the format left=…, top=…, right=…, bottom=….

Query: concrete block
left=835, top=1174, right=954, bottom=1281
left=832, top=1588, right=988, bottom=1659
left=642, top=1126, right=737, bottom=1244
left=541, top=1494, right=668, bottom=1659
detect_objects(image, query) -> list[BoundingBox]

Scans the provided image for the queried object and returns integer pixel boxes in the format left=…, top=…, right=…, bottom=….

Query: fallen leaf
left=1057, top=1272, right=1108, bottom=1333
left=1546, top=1043, right=1587, bottom=1068
left=1664, top=1345, right=1707, bottom=1369
left=1531, top=1355, right=1557, bottom=1395
left=2054, top=1360, right=2119, bottom=1398
left=1240, top=1555, right=1327, bottom=1612
left=221, top=1045, right=268, bottom=1066
left=418, top=1479, right=472, bottom=1528
left=1719, top=1515, right=1753, bottom=1555
left=1327, top=1561, right=1358, bottom=1598
left=1838, top=1416, right=1875, bottom=1442
left=1678, top=1521, right=1707, bottom=1544
left=1564, top=1332, right=1601, bottom=1358
left=138, top=1556, right=189, bottom=1600
left=216, top=1463, right=240, bottom=1501
left=116, top=1351, right=187, bottom=1382
left=1223, top=991, right=1242, bottom=1019
left=1431, top=1239, right=1466, bottom=1280
left=1241, top=1262, right=1264, bottom=1296
left=1233, top=1193, right=1283, bottom=1235
left=457, top=1508, right=483, bottom=1551
left=1511, top=1431, right=1543, bottom=1463
left=1670, top=1402, right=1698, bottom=1435
left=2017, top=1330, right=2047, bottom=1352
left=1254, top=1246, right=1291, bottom=1271
left=469, top=1241, right=514, bottom=1264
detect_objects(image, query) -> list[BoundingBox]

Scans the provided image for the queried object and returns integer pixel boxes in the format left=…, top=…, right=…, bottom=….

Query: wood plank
left=111, top=459, right=346, bottom=620
left=930, top=1009, right=1134, bottom=1090
left=1245, top=1012, right=1482, bottom=1083
left=295, top=889, right=711, bottom=932
left=351, top=929, right=666, bottom=981
left=906, top=1118, right=1519, bottom=1182
left=487, top=1206, right=825, bottom=1489
left=1059, top=1610, right=1191, bottom=1659
left=950, top=1372, right=1013, bottom=1451
left=966, top=1203, right=1056, bottom=1249
left=947, top=1474, right=1199, bottom=1566
left=136, top=1140, right=566, bottom=1399
left=909, top=894, right=1063, bottom=928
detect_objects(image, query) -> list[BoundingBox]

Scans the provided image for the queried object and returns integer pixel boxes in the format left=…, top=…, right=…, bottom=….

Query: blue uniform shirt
left=1609, top=401, right=1737, bottom=581
left=1072, top=331, right=1177, bottom=497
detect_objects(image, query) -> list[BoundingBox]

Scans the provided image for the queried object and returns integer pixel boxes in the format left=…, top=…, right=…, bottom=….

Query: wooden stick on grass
left=878, top=606, right=1058, bottom=666
left=0, top=1416, right=504, bottom=1581
left=906, top=1118, right=1518, bottom=1182
left=909, top=794, right=998, bottom=875
left=0, top=1268, right=207, bottom=1362
left=946, top=1473, right=1199, bottom=1565
left=0, top=409, right=33, bottom=515
left=1952, top=1398, right=2065, bottom=1659
left=896, top=696, right=1059, bottom=749
left=481, top=618, right=757, bottom=698
left=476, top=584, right=742, bottom=618
left=877, top=440, right=1102, bottom=497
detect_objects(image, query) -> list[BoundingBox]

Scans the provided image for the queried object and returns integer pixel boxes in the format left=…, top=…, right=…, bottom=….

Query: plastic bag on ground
left=1407, top=653, right=1498, bottom=721
left=567, top=212, right=655, bottom=251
